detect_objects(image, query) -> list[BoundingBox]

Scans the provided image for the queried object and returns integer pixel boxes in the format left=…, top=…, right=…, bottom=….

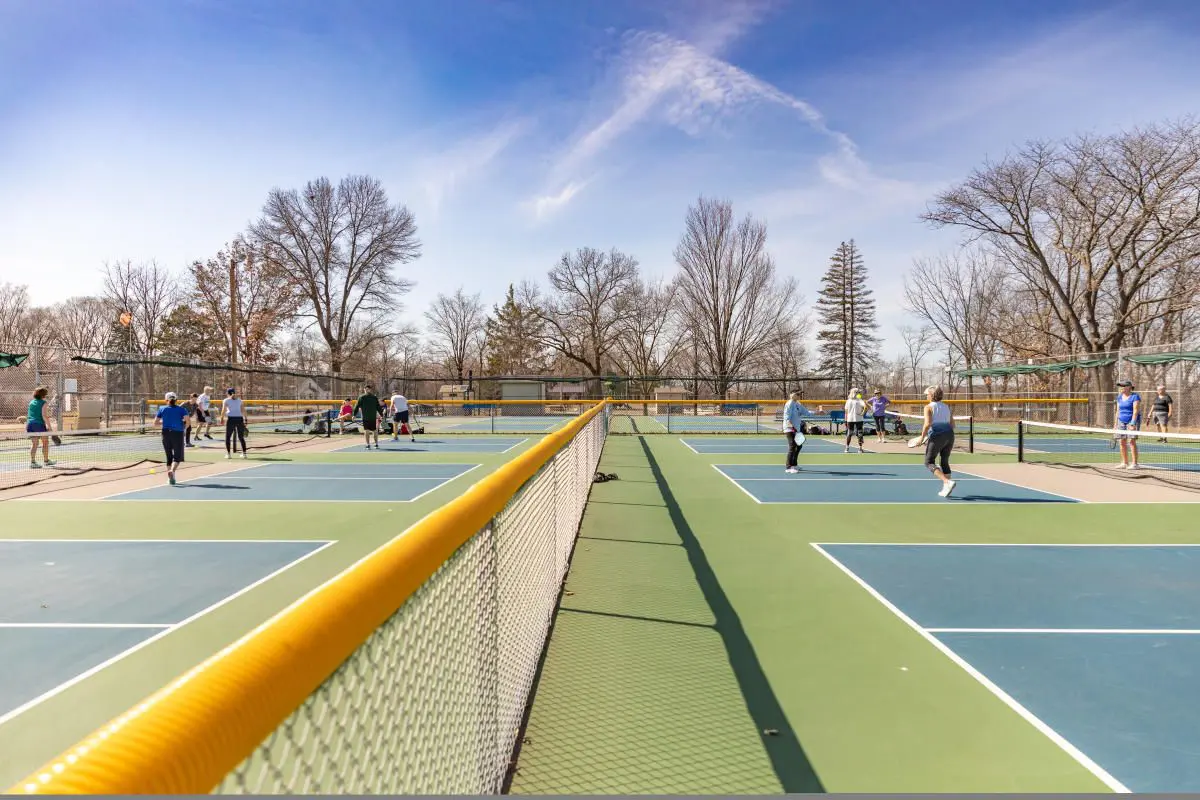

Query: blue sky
left=3, top=0, right=1200, bottom=359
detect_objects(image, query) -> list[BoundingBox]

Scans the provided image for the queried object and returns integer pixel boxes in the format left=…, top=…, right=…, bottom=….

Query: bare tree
left=673, top=196, right=802, bottom=398
left=897, top=324, right=937, bottom=395
left=614, top=278, right=685, bottom=397
left=101, top=260, right=180, bottom=354
left=187, top=236, right=302, bottom=364
left=249, top=175, right=421, bottom=374
left=922, top=119, right=1200, bottom=394
left=424, top=287, right=486, bottom=383
left=0, top=283, right=30, bottom=343
left=903, top=249, right=1008, bottom=390
left=524, top=247, right=640, bottom=394
left=51, top=297, right=113, bottom=353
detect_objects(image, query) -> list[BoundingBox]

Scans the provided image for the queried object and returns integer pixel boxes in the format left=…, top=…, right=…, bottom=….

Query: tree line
left=0, top=179, right=893, bottom=399
left=901, top=116, right=1200, bottom=395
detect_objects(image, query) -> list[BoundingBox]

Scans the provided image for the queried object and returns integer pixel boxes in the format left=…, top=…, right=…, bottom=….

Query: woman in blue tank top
left=919, top=385, right=958, bottom=498
left=1114, top=380, right=1141, bottom=469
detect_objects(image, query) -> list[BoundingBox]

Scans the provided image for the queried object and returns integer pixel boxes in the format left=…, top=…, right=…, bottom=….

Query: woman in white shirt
left=918, top=385, right=957, bottom=497
left=843, top=388, right=867, bottom=453
left=222, top=387, right=249, bottom=459
left=782, top=391, right=805, bottom=474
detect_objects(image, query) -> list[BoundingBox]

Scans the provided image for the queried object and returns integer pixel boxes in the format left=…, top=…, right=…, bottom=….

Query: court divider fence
left=10, top=400, right=610, bottom=794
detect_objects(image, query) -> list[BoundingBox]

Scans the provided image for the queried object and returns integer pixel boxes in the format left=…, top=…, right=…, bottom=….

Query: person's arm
left=920, top=405, right=932, bottom=440
left=154, top=408, right=163, bottom=429
left=1132, top=397, right=1140, bottom=424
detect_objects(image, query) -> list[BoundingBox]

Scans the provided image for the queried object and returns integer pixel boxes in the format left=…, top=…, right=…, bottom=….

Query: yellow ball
left=149, top=468, right=156, bottom=474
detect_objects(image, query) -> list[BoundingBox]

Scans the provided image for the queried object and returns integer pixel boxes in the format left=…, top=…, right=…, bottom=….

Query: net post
left=755, top=403, right=760, bottom=434
left=967, top=415, right=974, bottom=453
left=1017, top=420, right=1025, bottom=462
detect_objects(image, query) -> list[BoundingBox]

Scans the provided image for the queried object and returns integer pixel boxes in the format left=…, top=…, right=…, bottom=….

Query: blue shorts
left=1116, top=420, right=1140, bottom=438
left=25, top=421, right=47, bottom=433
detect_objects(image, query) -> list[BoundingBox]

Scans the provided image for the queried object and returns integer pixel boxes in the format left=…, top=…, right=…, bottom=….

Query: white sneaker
left=785, top=467, right=799, bottom=474
left=939, top=480, right=957, bottom=498
left=224, top=454, right=231, bottom=459
left=241, top=453, right=248, bottom=459
left=1128, top=463, right=1138, bottom=470
left=844, top=446, right=850, bottom=453
left=30, top=461, right=41, bottom=469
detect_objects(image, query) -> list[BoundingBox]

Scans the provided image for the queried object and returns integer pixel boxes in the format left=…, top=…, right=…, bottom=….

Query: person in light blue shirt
left=1114, top=380, right=1141, bottom=470
left=782, top=391, right=806, bottom=474
left=155, top=392, right=190, bottom=485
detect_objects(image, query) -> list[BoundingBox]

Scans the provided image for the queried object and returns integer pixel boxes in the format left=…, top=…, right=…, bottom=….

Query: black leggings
left=785, top=432, right=802, bottom=468
left=225, top=416, right=247, bottom=453
left=925, top=431, right=954, bottom=475
left=845, top=420, right=864, bottom=445
left=162, top=429, right=185, bottom=467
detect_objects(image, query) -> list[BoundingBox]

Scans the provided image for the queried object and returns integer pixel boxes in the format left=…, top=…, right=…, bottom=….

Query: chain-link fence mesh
left=213, top=408, right=606, bottom=794
left=0, top=342, right=362, bottom=433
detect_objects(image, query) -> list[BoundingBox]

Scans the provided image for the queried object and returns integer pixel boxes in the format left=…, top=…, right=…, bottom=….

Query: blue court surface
left=439, top=417, right=567, bottom=432
left=982, top=434, right=1200, bottom=457
left=332, top=437, right=527, bottom=454
left=0, top=538, right=331, bottom=726
left=684, top=436, right=849, bottom=454
left=712, top=463, right=1078, bottom=504
left=814, top=543, right=1200, bottom=793
left=654, top=415, right=758, bottom=430
left=106, top=462, right=481, bottom=502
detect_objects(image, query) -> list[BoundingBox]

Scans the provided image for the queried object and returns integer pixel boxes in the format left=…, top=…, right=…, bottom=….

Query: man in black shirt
left=354, top=386, right=383, bottom=450
left=1152, top=384, right=1173, bottom=442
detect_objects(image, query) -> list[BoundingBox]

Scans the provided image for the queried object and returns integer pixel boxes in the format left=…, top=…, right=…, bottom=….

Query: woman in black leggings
left=222, top=387, right=248, bottom=459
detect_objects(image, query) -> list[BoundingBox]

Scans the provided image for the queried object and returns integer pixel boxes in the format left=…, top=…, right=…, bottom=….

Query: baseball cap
left=164, top=391, right=177, bottom=401
left=227, top=387, right=236, bottom=395
left=1117, top=380, right=1133, bottom=387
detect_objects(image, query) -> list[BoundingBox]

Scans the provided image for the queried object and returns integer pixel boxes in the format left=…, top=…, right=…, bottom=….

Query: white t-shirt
left=197, top=393, right=210, bottom=411
left=223, top=397, right=244, bottom=417
left=390, top=394, right=408, bottom=413
left=844, top=397, right=866, bottom=422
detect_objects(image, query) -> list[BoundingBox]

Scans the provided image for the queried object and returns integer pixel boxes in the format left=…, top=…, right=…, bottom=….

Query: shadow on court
left=639, top=437, right=826, bottom=793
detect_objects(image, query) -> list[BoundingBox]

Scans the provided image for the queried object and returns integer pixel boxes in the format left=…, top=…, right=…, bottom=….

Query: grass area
left=511, top=435, right=1200, bottom=793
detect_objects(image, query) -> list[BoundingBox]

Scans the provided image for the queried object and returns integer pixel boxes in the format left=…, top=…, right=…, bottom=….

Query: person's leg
left=41, top=434, right=51, bottom=461
left=162, top=431, right=174, bottom=478
left=856, top=421, right=865, bottom=451
left=785, top=433, right=798, bottom=470
left=1118, top=430, right=1129, bottom=466
left=1129, top=430, right=1139, bottom=467
left=29, top=436, right=37, bottom=465
left=225, top=417, right=235, bottom=456
left=236, top=418, right=248, bottom=456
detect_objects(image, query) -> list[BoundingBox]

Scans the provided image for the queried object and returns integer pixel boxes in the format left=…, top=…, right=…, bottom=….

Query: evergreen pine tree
left=483, top=285, right=548, bottom=375
left=815, top=240, right=880, bottom=393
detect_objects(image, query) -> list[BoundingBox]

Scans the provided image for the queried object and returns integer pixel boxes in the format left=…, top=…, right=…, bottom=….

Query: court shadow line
left=641, top=437, right=825, bottom=793
left=949, top=495, right=1074, bottom=504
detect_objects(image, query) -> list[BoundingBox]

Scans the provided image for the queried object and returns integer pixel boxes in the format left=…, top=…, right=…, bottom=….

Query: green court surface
left=0, top=437, right=538, bottom=789
left=509, top=436, right=1200, bottom=794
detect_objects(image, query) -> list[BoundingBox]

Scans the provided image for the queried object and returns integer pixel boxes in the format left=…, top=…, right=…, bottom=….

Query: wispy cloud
left=530, top=179, right=589, bottom=220
left=419, top=117, right=529, bottom=215
left=528, top=0, right=913, bottom=220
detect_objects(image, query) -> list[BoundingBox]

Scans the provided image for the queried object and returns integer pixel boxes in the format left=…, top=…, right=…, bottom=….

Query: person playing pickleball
left=354, top=385, right=383, bottom=450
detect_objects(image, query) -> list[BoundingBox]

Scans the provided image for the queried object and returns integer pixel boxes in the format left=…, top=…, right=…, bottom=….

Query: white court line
left=97, top=463, right=264, bottom=500
left=708, top=465, right=763, bottom=505
left=952, top=466, right=1086, bottom=504
left=813, top=542, right=1200, bottom=548
left=927, top=628, right=1200, bottom=635
left=810, top=543, right=1130, bottom=794
left=0, top=539, right=337, bottom=729
left=172, top=476, right=470, bottom=481
left=0, top=538, right=336, bottom=543
left=679, top=439, right=701, bottom=455
left=730, top=477, right=990, bottom=482
left=401, top=462, right=483, bottom=504
left=0, top=623, right=172, bottom=629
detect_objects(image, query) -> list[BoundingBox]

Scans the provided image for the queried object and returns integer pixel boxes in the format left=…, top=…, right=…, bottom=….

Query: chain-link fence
left=0, top=342, right=363, bottom=433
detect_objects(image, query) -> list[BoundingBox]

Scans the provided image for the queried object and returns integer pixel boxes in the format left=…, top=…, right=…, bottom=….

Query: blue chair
left=828, top=409, right=845, bottom=434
